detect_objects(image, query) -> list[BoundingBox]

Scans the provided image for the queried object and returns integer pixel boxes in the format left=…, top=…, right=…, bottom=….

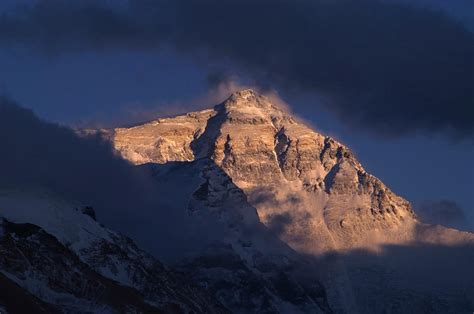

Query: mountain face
left=111, top=89, right=474, bottom=313
left=1, top=90, right=473, bottom=313
left=139, top=159, right=333, bottom=313
left=112, top=89, right=473, bottom=251
left=0, top=170, right=332, bottom=313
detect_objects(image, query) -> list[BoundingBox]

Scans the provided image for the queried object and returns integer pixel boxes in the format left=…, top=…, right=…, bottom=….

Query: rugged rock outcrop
left=114, top=109, right=215, bottom=164
left=112, top=89, right=462, bottom=253
left=110, top=89, right=474, bottom=313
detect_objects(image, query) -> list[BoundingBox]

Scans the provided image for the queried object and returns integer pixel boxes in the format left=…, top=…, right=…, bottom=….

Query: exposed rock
left=178, top=243, right=331, bottom=314
left=113, top=109, right=216, bottom=164
left=110, top=89, right=422, bottom=253
left=107, top=89, right=474, bottom=313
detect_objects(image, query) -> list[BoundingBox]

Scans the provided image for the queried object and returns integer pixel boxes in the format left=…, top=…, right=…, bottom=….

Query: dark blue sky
left=0, top=0, right=472, bottom=223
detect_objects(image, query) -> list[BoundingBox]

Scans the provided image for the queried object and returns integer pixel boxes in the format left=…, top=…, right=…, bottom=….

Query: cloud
left=0, top=96, right=161, bottom=235
left=198, top=72, right=252, bottom=106
left=0, top=96, right=231, bottom=261
left=416, top=200, right=473, bottom=232
left=0, top=0, right=473, bottom=137
left=74, top=73, right=255, bottom=128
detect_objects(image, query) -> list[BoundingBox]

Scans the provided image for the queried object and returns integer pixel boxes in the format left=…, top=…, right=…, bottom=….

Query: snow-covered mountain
left=111, top=90, right=474, bottom=250
left=0, top=96, right=333, bottom=313
left=0, top=190, right=227, bottom=313
left=140, top=159, right=333, bottom=313
left=0, top=171, right=332, bottom=313
left=110, top=89, right=474, bottom=313
left=1, top=90, right=473, bottom=313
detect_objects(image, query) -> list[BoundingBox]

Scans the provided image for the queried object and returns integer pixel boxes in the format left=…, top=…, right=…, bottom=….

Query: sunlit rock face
left=114, top=108, right=216, bottom=164
left=112, top=89, right=433, bottom=254
left=109, top=89, right=474, bottom=313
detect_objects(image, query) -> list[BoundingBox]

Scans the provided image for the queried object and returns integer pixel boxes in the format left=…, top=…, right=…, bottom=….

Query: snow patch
left=0, top=190, right=111, bottom=252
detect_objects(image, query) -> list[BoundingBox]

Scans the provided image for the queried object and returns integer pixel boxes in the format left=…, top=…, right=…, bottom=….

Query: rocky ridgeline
left=113, top=108, right=215, bottom=164
left=111, top=89, right=434, bottom=254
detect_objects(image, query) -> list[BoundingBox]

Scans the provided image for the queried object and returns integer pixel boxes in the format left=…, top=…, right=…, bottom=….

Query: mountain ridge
left=1, top=90, right=471, bottom=313
left=110, top=89, right=439, bottom=253
left=105, top=89, right=474, bottom=312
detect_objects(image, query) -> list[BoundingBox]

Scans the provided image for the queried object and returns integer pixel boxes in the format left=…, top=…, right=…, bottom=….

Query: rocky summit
left=112, top=89, right=473, bottom=252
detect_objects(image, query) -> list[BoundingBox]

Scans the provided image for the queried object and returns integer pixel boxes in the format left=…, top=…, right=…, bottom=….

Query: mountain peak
left=229, top=89, right=257, bottom=100
left=225, top=89, right=264, bottom=108
left=222, top=89, right=284, bottom=115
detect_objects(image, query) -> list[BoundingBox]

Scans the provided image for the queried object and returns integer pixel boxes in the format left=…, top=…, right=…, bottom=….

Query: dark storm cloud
left=0, top=0, right=473, bottom=137
left=0, top=96, right=228, bottom=261
left=0, top=96, right=164, bottom=236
